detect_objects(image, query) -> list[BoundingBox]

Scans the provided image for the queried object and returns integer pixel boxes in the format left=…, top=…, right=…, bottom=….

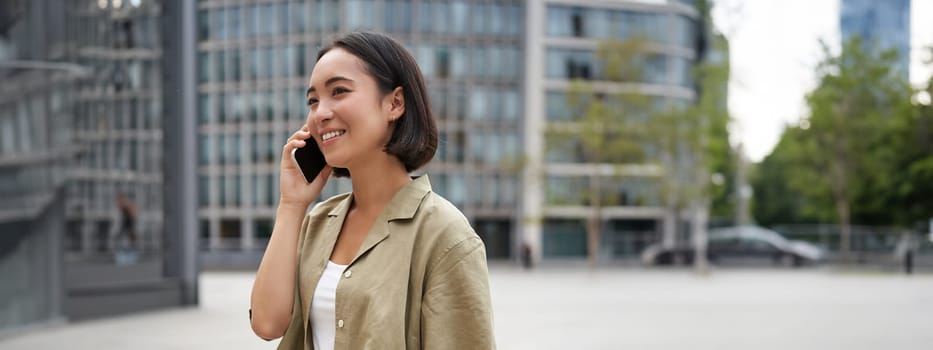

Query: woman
left=249, top=32, right=496, bottom=350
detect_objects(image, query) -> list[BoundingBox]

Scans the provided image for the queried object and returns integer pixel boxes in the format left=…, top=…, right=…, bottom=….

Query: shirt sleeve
left=421, top=236, right=497, bottom=349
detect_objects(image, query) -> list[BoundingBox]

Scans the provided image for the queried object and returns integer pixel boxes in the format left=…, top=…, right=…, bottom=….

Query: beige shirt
left=275, top=176, right=496, bottom=350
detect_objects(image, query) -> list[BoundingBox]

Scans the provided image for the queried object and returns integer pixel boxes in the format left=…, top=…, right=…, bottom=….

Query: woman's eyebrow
left=306, top=76, right=355, bottom=96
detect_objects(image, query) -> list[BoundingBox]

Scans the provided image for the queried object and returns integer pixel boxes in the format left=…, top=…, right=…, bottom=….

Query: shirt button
left=343, top=270, right=352, bottom=278
left=337, top=319, right=345, bottom=328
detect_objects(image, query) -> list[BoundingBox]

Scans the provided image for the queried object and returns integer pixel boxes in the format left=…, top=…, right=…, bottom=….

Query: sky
left=712, top=0, right=933, bottom=162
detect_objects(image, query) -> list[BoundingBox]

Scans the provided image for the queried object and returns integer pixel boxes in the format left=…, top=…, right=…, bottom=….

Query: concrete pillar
left=520, top=0, right=546, bottom=265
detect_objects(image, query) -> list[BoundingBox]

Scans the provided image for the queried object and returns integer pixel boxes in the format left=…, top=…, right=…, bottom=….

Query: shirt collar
left=327, top=175, right=432, bottom=221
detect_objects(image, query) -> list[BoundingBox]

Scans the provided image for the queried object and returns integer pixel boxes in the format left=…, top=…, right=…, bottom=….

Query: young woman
left=249, top=32, right=496, bottom=350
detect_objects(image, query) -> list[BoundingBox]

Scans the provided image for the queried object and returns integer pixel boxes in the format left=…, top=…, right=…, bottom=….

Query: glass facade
left=839, top=0, right=911, bottom=79
left=546, top=5, right=694, bottom=47
left=192, top=0, right=701, bottom=263
left=61, top=0, right=165, bottom=259
left=2, top=0, right=202, bottom=327
left=196, top=0, right=523, bottom=259
left=538, top=1, right=700, bottom=259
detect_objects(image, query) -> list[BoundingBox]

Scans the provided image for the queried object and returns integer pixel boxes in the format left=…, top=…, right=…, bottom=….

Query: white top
left=311, top=261, right=347, bottom=350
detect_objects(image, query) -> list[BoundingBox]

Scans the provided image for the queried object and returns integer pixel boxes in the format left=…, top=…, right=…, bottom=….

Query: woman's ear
left=386, top=87, right=405, bottom=122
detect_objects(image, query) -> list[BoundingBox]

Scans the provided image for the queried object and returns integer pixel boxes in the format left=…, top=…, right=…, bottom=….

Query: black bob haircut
left=315, top=31, right=438, bottom=178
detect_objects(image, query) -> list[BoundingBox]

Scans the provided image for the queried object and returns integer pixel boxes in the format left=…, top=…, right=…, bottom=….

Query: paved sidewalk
left=2, top=267, right=932, bottom=349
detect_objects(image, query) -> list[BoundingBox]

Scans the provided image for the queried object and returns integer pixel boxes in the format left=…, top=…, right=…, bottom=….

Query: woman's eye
left=333, top=87, right=349, bottom=96
left=307, top=98, right=318, bottom=106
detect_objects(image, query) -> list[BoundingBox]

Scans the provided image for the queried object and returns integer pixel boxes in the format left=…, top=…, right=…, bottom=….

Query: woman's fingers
left=282, top=128, right=312, bottom=154
left=289, top=128, right=311, bottom=143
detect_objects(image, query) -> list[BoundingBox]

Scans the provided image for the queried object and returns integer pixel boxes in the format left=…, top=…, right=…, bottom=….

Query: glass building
left=196, top=0, right=524, bottom=267
left=840, top=0, right=911, bottom=79
left=196, top=0, right=707, bottom=265
left=522, top=0, right=702, bottom=261
left=1, top=0, right=198, bottom=330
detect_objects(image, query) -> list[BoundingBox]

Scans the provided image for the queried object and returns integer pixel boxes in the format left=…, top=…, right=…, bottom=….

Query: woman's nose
left=312, top=101, right=334, bottom=124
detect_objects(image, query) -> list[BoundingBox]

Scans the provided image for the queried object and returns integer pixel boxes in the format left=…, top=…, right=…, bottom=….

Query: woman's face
left=305, top=48, right=403, bottom=170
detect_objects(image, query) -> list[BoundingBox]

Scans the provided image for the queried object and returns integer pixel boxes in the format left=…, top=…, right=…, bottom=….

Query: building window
left=264, top=91, right=275, bottom=121
left=265, top=173, right=275, bottom=206
left=471, top=46, right=486, bottom=79
left=248, top=47, right=260, bottom=80
left=347, top=0, right=376, bottom=31
left=230, top=93, right=245, bottom=121
left=448, top=174, right=465, bottom=207
left=672, top=56, right=692, bottom=87
left=228, top=7, right=241, bottom=39
left=262, top=47, right=274, bottom=79
left=471, top=3, right=490, bottom=34
left=198, top=52, right=210, bottom=83
left=198, top=10, right=209, bottom=40
left=199, top=176, right=210, bottom=206
left=546, top=175, right=586, bottom=205
left=280, top=46, right=294, bottom=79
left=296, top=44, right=307, bottom=77
left=489, top=3, right=507, bottom=34
left=450, top=46, right=467, bottom=78
left=245, top=5, right=258, bottom=38
left=217, top=175, right=226, bottom=206
left=542, top=219, right=587, bottom=257
left=436, top=132, right=448, bottom=162
left=211, top=9, right=225, bottom=40
left=230, top=134, right=241, bottom=164
left=436, top=47, right=450, bottom=79
left=507, top=4, right=522, bottom=35
left=469, top=88, right=488, bottom=120
left=199, top=135, right=211, bottom=164
left=266, top=131, right=277, bottom=163
left=230, top=49, right=241, bottom=81
left=416, top=44, right=434, bottom=77
left=450, top=1, right=468, bottom=34
left=547, top=49, right=584, bottom=79
left=216, top=134, right=225, bottom=164
left=432, top=1, right=449, bottom=33
left=232, top=175, right=241, bottom=206
left=314, top=0, right=340, bottom=32
left=543, top=92, right=565, bottom=122
left=215, top=51, right=226, bottom=82
left=216, top=93, right=226, bottom=123
left=468, top=132, right=485, bottom=163
left=418, top=2, right=432, bottom=34
left=384, top=0, right=411, bottom=33
left=259, top=4, right=275, bottom=36
left=290, top=2, right=307, bottom=33
left=571, top=7, right=584, bottom=37
left=451, top=130, right=465, bottom=162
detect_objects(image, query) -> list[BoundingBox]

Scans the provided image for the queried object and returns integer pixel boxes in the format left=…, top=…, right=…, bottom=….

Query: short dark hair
left=316, top=31, right=438, bottom=177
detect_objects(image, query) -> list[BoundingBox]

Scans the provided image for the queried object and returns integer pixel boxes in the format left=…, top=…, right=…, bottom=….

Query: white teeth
left=322, top=130, right=345, bottom=141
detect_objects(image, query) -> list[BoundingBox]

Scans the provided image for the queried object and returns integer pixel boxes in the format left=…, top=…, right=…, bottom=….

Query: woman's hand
left=279, top=125, right=332, bottom=208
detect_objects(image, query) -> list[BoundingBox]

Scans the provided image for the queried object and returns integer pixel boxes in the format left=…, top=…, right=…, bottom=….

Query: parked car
left=641, top=225, right=825, bottom=267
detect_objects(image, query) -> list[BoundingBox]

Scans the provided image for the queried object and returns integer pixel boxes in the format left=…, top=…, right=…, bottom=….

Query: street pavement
left=1, top=267, right=932, bottom=349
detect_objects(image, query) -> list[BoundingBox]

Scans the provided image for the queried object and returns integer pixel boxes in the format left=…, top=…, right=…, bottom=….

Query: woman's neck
left=347, top=155, right=412, bottom=215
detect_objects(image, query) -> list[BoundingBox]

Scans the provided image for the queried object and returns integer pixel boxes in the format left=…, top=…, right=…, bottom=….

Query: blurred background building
left=2, top=0, right=712, bottom=332
left=0, top=0, right=198, bottom=331
left=194, top=0, right=525, bottom=267
left=193, top=0, right=709, bottom=267
left=840, top=0, right=911, bottom=79
left=524, top=0, right=703, bottom=263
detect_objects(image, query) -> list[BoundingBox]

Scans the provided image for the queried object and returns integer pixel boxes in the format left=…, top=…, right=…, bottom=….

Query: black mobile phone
left=291, top=137, right=327, bottom=183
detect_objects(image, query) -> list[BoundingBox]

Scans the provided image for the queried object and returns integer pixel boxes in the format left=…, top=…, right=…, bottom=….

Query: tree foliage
left=752, top=40, right=932, bottom=257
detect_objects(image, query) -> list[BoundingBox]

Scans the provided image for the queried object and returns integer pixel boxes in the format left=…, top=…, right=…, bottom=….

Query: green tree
left=547, top=32, right=732, bottom=271
left=545, top=37, right=656, bottom=268
left=877, top=46, right=933, bottom=228
left=773, top=37, right=913, bottom=261
left=648, top=32, right=732, bottom=274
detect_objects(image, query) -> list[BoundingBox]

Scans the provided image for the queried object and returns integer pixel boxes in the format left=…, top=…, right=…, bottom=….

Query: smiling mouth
left=322, top=130, right=346, bottom=141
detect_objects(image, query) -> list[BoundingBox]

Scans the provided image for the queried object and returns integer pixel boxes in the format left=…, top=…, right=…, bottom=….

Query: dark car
left=641, top=225, right=825, bottom=267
